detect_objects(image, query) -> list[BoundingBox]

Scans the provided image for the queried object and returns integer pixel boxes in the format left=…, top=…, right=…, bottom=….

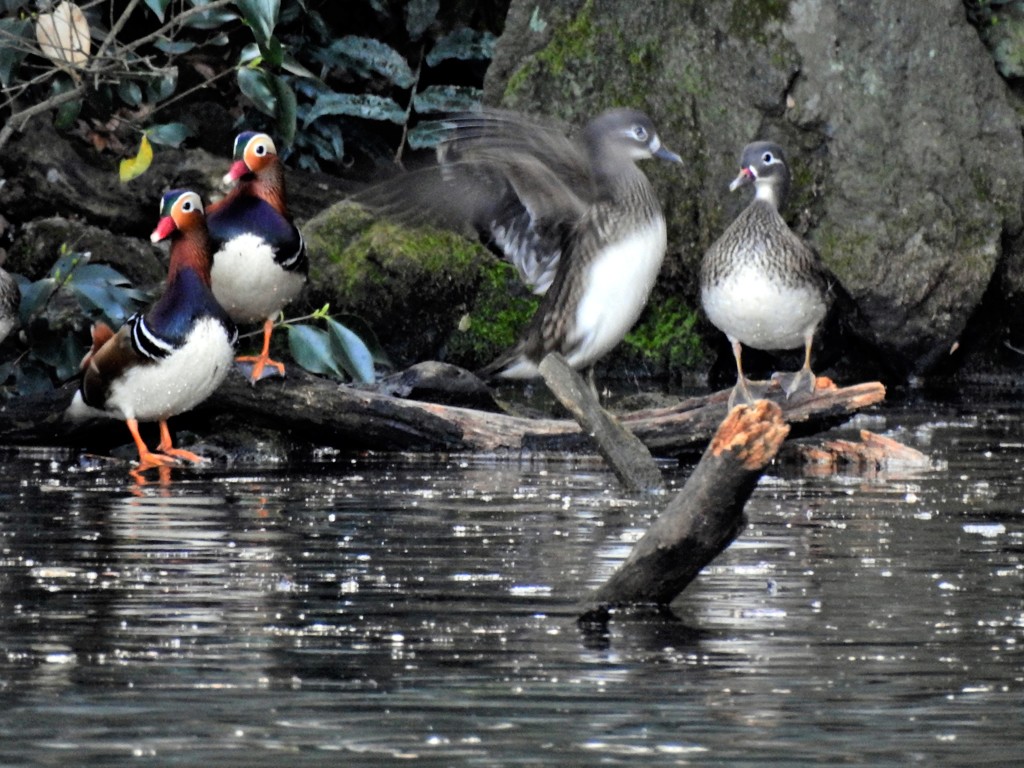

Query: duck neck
left=167, top=227, right=214, bottom=287
left=754, top=178, right=788, bottom=210
left=240, top=160, right=288, bottom=216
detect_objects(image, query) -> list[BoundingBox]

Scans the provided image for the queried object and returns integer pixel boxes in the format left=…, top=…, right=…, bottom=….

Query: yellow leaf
left=35, top=1, right=91, bottom=69
left=119, top=135, right=153, bottom=183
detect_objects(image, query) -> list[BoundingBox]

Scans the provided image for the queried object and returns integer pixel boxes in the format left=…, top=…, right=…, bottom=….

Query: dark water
left=1, top=396, right=1022, bottom=766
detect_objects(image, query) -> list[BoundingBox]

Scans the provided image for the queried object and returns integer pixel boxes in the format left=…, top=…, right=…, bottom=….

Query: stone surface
left=487, top=0, right=1024, bottom=378
left=303, top=202, right=491, bottom=366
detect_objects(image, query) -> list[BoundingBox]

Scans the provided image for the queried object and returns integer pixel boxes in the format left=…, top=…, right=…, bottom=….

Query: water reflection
left=0, top=398, right=1022, bottom=765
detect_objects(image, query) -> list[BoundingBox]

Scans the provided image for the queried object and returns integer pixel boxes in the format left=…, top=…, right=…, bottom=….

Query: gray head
left=583, top=108, right=682, bottom=179
left=728, top=141, right=791, bottom=209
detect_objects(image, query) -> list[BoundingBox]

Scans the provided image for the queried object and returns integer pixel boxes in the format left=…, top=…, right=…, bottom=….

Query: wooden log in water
left=0, top=366, right=885, bottom=458
left=578, top=400, right=790, bottom=621
left=538, top=353, right=664, bottom=492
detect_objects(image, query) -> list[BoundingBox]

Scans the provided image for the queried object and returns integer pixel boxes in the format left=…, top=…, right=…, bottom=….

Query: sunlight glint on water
left=0, top=398, right=1022, bottom=766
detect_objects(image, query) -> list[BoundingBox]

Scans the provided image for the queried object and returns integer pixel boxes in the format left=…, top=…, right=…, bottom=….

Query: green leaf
left=153, top=37, right=196, bottom=55
left=260, top=35, right=284, bottom=68
left=146, top=122, right=190, bottom=148
left=48, top=250, right=87, bottom=281
left=281, top=52, right=316, bottom=79
left=0, top=18, right=32, bottom=87
left=407, top=119, right=452, bottom=150
left=331, top=313, right=391, bottom=367
left=237, top=66, right=278, bottom=117
left=405, top=0, right=439, bottom=41
left=238, top=42, right=261, bottom=66
left=236, top=0, right=280, bottom=46
left=118, top=80, right=143, bottom=107
left=327, top=318, right=375, bottom=383
left=287, top=324, right=342, bottom=377
left=17, top=279, right=56, bottom=326
left=302, top=92, right=405, bottom=127
left=426, top=28, right=496, bottom=66
left=412, top=85, right=482, bottom=115
left=14, top=361, right=53, bottom=397
left=143, top=0, right=172, bottom=21
left=49, top=75, right=81, bottom=130
left=267, top=72, right=296, bottom=146
left=183, top=0, right=237, bottom=29
left=145, top=65, right=178, bottom=102
left=31, top=329, right=84, bottom=381
left=320, top=36, right=415, bottom=89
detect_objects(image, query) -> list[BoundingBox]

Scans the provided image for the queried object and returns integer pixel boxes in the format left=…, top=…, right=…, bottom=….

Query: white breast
left=702, top=263, right=826, bottom=350
left=211, top=234, right=305, bottom=324
left=567, top=219, right=666, bottom=369
left=103, top=318, right=235, bottom=422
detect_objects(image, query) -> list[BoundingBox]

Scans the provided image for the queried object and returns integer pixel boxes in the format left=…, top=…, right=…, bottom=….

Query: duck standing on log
left=68, top=190, right=237, bottom=473
left=0, top=256, right=19, bottom=346
left=700, top=141, right=832, bottom=406
left=361, top=108, right=682, bottom=384
left=207, top=132, right=307, bottom=383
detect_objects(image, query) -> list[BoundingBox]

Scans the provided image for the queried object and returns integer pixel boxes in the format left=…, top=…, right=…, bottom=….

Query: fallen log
left=539, top=353, right=664, bottom=492
left=0, top=366, right=885, bottom=459
left=578, top=400, right=790, bottom=622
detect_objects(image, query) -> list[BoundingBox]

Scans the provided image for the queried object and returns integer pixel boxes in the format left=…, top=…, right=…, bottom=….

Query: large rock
left=303, top=202, right=491, bottom=366
left=487, top=0, right=1024, bottom=379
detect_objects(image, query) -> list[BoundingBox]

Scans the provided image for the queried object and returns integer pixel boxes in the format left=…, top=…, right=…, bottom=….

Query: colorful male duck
left=68, top=190, right=237, bottom=471
left=207, top=132, right=307, bottom=382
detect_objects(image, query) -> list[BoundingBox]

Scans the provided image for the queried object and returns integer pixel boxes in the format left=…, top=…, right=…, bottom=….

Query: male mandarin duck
left=68, top=190, right=237, bottom=471
left=206, top=131, right=307, bottom=383
left=700, top=141, right=832, bottom=406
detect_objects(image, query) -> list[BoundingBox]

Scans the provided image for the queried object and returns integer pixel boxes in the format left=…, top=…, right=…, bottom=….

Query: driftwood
left=0, top=367, right=886, bottom=458
left=791, top=428, right=932, bottom=474
left=539, top=353, right=664, bottom=492
left=578, top=400, right=790, bottom=621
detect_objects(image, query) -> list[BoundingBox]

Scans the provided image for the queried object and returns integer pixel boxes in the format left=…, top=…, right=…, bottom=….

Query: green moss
left=728, top=0, right=790, bottom=43
left=814, top=223, right=874, bottom=286
left=622, top=295, right=704, bottom=372
left=535, top=0, right=596, bottom=75
left=502, top=0, right=597, bottom=102
left=443, top=259, right=540, bottom=370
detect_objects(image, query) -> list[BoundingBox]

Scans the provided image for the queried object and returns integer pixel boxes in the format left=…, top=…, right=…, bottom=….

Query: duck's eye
left=181, top=200, right=193, bottom=212
left=254, top=143, right=267, bottom=156
left=632, top=124, right=649, bottom=142
left=762, top=151, right=775, bottom=164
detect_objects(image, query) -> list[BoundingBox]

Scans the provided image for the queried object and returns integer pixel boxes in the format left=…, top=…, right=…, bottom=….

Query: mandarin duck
left=700, top=141, right=831, bottom=406
left=0, top=258, right=18, bottom=345
left=68, top=190, right=237, bottom=471
left=361, top=108, right=681, bottom=381
left=206, top=131, right=307, bottom=383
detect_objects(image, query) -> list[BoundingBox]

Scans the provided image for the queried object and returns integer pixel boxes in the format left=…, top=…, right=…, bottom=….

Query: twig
left=0, top=0, right=238, bottom=152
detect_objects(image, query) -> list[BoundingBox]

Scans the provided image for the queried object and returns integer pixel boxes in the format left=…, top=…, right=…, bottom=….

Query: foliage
left=0, top=248, right=150, bottom=397
left=622, top=296, right=704, bottom=375
left=0, top=252, right=386, bottom=400
left=0, top=1, right=502, bottom=174
left=283, top=303, right=388, bottom=384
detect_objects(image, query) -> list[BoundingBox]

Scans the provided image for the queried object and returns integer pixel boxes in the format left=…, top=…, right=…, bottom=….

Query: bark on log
left=0, top=367, right=885, bottom=458
left=539, top=353, right=664, bottom=492
left=578, top=400, right=790, bottom=622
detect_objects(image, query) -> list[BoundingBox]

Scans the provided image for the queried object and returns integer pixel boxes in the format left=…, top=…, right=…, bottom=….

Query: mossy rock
left=304, top=202, right=492, bottom=366
left=441, top=259, right=540, bottom=372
